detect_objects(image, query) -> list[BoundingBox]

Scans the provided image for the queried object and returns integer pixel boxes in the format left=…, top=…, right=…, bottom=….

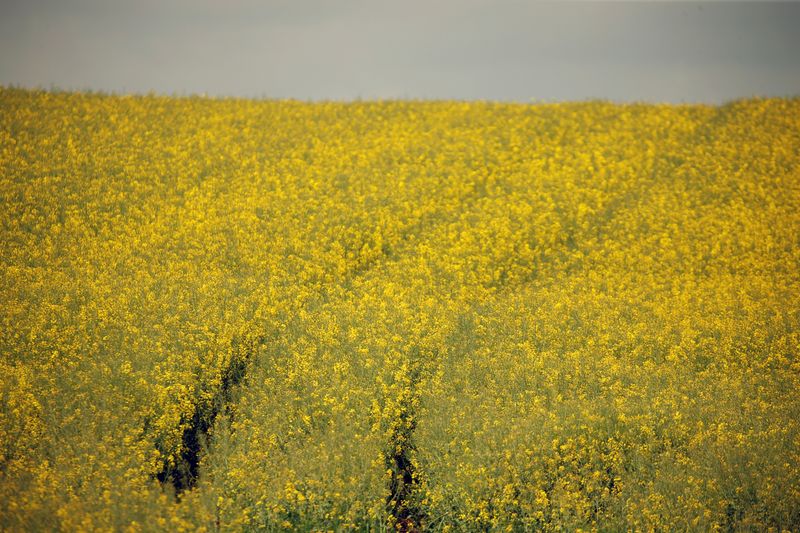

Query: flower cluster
left=1, top=88, right=798, bottom=530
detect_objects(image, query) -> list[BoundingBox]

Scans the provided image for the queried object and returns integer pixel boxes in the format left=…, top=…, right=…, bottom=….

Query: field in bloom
left=1, top=86, right=799, bottom=531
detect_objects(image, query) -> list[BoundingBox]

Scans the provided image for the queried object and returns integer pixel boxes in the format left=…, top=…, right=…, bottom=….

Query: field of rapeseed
left=1, top=87, right=799, bottom=531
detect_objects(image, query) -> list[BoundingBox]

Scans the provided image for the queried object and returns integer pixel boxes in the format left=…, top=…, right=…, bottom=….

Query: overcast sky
left=1, top=0, right=798, bottom=103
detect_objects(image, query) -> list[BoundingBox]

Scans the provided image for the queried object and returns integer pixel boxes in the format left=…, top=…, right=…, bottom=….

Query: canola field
left=1, top=87, right=799, bottom=531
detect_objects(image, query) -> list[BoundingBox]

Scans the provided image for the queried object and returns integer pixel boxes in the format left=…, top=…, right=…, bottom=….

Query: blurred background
left=1, top=0, right=798, bottom=103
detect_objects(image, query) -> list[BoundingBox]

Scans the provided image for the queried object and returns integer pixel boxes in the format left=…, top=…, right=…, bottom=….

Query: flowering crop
left=1, top=87, right=799, bottom=531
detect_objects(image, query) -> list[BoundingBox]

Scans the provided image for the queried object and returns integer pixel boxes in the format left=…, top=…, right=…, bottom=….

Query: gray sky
left=1, top=0, right=799, bottom=103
